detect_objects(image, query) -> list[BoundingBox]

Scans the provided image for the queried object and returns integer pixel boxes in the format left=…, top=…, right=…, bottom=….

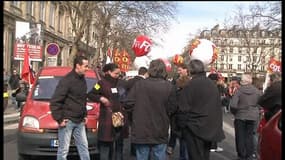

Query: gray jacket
left=230, top=84, right=262, bottom=121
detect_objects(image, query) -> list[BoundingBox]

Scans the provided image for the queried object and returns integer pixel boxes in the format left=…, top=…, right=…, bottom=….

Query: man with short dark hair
left=125, top=67, right=148, bottom=92
left=124, top=66, right=148, bottom=157
left=50, top=55, right=90, bottom=160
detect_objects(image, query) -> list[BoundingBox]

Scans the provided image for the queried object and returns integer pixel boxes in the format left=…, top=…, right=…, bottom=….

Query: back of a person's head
left=148, top=59, right=167, bottom=79
left=176, top=63, right=188, bottom=70
left=240, top=74, right=252, bottom=85
left=102, top=63, right=119, bottom=73
left=188, top=59, right=205, bottom=75
left=138, top=67, right=148, bottom=75
left=208, top=73, right=219, bottom=82
left=269, top=72, right=281, bottom=83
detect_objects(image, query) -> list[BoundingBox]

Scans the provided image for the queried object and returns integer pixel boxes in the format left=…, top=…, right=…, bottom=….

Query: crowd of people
left=5, top=54, right=281, bottom=160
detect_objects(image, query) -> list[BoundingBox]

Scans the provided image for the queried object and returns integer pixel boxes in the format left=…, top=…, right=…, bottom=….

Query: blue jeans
left=57, top=120, right=90, bottom=160
left=136, top=144, right=167, bottom=160
left=98, top=138, right=124, bottom=160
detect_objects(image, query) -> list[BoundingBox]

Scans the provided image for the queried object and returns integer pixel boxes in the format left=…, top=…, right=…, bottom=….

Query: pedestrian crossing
left=4, top=123, right=18, bottom=130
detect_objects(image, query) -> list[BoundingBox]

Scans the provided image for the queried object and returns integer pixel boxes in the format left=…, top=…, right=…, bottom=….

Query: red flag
left=21, top=44, right=35, bottom=85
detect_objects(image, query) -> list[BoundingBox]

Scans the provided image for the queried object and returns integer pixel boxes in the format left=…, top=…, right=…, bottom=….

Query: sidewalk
left=3, top=98, right=21, bottom=125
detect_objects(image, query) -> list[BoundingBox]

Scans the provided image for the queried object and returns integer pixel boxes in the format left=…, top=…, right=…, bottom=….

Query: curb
left=4, top=112, right=20, bottom=125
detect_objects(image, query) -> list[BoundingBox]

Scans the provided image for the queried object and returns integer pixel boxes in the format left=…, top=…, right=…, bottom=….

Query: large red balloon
left=132, top=35, right=152, bottom=57
left=160, top=58, right=172, bottom=72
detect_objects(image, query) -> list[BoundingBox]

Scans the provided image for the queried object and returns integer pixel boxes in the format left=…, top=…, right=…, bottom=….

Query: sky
left=148, top=1, right=261, bottom=60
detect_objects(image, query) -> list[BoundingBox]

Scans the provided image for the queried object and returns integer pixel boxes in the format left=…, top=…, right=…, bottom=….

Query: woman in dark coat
left=88, top=63, right=128, bottom=160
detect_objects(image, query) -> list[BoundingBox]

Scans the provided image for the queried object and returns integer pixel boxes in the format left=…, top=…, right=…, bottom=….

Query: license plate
left=51, top=139, right=59, bottom=147
left=50, top=139, right=76, bottom=147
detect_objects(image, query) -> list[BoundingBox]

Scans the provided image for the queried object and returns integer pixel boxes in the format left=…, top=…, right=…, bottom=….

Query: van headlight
left=20, top=116, right=44, bottom=133
left=22, top=116, right=40, bottom=129
left=86, top=105, right=93, bottom=111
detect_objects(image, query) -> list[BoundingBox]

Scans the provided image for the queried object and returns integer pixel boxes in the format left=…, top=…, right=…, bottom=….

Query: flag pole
left=26, top=43, right=32, bottom=89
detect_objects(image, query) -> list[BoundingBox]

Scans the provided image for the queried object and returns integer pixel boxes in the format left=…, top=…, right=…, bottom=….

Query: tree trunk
left=68, top=44, right=78, bottom=67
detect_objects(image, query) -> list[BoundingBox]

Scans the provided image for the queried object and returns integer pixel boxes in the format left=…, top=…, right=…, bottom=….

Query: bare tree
left=91, top=2, right=178, bottom=66
left=228, top=3, right=281, bottom=77
left=59, top=1, right=101, bottom=66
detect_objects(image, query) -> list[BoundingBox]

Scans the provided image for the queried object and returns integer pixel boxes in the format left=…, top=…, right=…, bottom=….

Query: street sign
left=46, top=43, right=60, bottom=56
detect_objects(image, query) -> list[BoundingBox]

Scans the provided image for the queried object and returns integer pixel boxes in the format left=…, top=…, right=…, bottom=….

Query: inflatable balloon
left=189, top=39, right=218, bottom=65
left=133, top=55, right=151, bottom=69
left=172, top=54, right=184, bottom=65
left=132, top=35, right=152, bottom=57
left=160, top=58, right=172, bottom=72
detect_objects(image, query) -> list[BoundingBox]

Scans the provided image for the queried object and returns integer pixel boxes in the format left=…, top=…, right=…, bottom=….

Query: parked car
left=258, top=109, right=282, bottom=160
left=17, top=67, right=100, bottom=160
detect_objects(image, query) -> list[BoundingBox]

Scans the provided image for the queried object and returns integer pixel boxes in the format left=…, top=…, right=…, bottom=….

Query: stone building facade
left=3, top=1, right=97, bottom=74
left=199, top=24, right=281, bottom=79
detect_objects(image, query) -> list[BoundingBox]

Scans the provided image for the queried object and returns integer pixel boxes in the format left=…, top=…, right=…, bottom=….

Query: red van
left=258, top=110, right=282, bottom=160
left=17, top=67, right=100, bottom=159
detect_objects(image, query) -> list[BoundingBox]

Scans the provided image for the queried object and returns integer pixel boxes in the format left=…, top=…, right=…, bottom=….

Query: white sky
left=148, top=1, right=262, bottom=60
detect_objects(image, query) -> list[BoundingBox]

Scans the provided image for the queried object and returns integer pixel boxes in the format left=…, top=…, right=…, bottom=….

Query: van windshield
left=32, top=76, right=97, bottom=100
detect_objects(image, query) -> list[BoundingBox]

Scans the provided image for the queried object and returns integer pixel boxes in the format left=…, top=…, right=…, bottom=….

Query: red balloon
left=160, top=58, right=172, bottom=72
left=132, top=35, right=152, bottom=57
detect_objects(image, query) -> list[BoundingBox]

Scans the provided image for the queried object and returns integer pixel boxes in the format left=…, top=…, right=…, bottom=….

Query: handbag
left=112, top=111, right=124, bottom=128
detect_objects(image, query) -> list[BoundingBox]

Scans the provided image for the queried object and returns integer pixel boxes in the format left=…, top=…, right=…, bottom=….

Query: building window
left=246, top=64, right=250, bottom=71
left=238, top=64, right=241, bottom=70
left=229, top=64, right=232, bottom=70
left=40, top=1, right=45, bottom=21
left=229, top=48, right=233, bottom=53
left=220, top=64, right=224, bottom=70
left=253, top=56, right=257, bottom=62
left=49, top=2, right=56, bottom=27
left=238, top=56, right=241, bottom=62
left=26, top=1, right=31, bottom=15
left=58, top=10, right=64, bottom=32
left=261, top=66, right=265, bottom=71
left=221, top=55, right=224, bottom=61
left=11, top=1, right=20, bottom=7
left=229, top=56, right=232, bottom=62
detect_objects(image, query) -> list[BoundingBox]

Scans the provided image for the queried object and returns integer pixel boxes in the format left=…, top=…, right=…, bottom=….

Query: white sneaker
left=215, top=147, right=223, bottom=152
left=210, top=149, right=216, bottom=152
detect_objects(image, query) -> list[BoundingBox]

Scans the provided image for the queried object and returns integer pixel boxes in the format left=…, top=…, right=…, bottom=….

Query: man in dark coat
left=9, top=69, right=21, bottom=105
left=125, top=66, right=148, bottom=156
left=125, top=67, right=148, bottom=92
left=123, top=59, right=177, bottom=160
left=50, top=55, right=90, bottom=160
left=176, top=59, right=225, bottom=160
left=258, top=72, right=281, bottom=121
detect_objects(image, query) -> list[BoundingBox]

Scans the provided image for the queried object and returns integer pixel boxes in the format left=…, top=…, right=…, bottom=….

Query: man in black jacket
left=125, top=66, right=148, bottom=156
left=258, top=72, right=281, bottom=121
left=177, top=59, right=225, bottom=160
left=50, top=55, right=90, bottom=160
left=123, top=59, right=177, bottom=160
